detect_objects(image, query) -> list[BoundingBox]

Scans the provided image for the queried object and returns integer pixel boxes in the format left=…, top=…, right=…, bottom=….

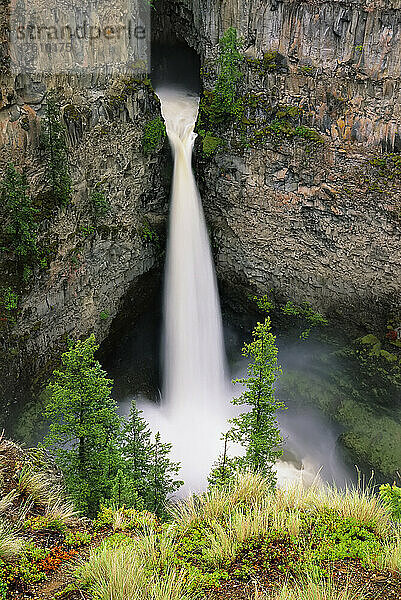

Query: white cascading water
left=138, top=87, right=230, bottom=493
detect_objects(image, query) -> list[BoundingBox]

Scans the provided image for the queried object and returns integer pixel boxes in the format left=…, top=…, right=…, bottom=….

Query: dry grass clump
left=202, top=519, right=238, bottom=567
left=0, top=436, right=79, bottom=569
left=44, top=496, right=79, bottom=525
left=0, top=490, right=18, bottom=515
left=311, top=485, right=390, bottom=537
left=169, top=471, right=272, bottom=531
left=17, top=465, right=56, bottom=503
left=16, top=464, right=78, bottom=525
left=370, top=526, right=401, bottom=572
left=76, top=543, right=194, bottom=600
left=0, top=519, right=24, bottom=559
left=274, top=478, right=390, bottom=537
left=260, top=579, right=368, bottom=600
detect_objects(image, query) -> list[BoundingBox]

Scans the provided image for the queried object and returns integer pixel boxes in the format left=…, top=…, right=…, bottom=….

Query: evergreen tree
left=111, top=468, right=145, bottom=510
left=116, top=403, right=183, bottom=517
left=208, top=432, right=236, bottom=488
left=228, top=315, right=284, bottom=484
left=43, top=335, right=121, bottom=515
left=0, top=164, right=38, bottom=273
left=43, top=337, right=183, bottom=517
left=214, top=27, right=243, bottom=119
left=42, top=91, right=72, bottom=206
left=116, top=403, right=153, bottom=508
left=147, top=432, right=183, bottom=518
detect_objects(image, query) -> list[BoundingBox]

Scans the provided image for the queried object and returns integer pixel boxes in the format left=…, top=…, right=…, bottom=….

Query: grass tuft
left=0, top=520, right=25, bottom=559
left=267, top=578, right=367, bottom=600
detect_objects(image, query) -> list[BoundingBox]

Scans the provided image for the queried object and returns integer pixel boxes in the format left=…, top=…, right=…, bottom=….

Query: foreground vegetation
left=72, top=472, right=401, bottom=600
left=2, top=429, right=401, bottom=600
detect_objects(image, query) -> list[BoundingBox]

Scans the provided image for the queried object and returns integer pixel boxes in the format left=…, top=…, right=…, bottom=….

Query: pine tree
left=118, top=403, right=153, bottom=507
left=208, top=432, right=235, bottom=488
left=1, top=164, right=38, bottom=273
left=43, top=335, right=121, bottom=515
left=41, top=91, right=72, bottom=206
left=228, top=315, right=284, bottom=485
left=147, top=432, right=183, bottom=519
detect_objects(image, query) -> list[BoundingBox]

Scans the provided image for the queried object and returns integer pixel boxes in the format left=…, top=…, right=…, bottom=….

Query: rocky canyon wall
left=155, top=0, right=401, bottom=326
left=1, top=0, right=401, bottom=409
left=0, top=70, right=169, bottom=406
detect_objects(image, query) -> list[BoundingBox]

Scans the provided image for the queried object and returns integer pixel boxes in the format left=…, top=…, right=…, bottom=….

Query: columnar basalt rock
left=155, top=0, right=401, bottom=148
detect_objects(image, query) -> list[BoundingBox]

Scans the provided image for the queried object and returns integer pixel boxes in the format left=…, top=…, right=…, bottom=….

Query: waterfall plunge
left=138, top=88, right=230, bottom=493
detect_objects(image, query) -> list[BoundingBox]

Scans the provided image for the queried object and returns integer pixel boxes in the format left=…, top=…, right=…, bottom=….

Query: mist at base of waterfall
left=111, top=306, right=354, bottom=495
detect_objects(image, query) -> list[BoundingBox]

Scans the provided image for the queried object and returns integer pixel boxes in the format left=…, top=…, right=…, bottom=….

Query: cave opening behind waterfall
left=151, top=40, right=201, bottom=94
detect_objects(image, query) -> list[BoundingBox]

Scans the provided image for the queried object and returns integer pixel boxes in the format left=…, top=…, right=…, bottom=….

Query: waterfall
left=138, top=87, right=229, bottom=493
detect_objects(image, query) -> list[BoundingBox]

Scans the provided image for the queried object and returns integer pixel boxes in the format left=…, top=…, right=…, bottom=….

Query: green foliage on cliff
left=91, top=187, right=110, bottom=218
left=0, top=288, right=19, bottom=325
left=279, top=322, right=401, bottom=481
left=41, top=91, right=72, bottom=206
left=255, top=294, right=328, bottom=340
left=279, top=299, right=328, bottom=339
left=0, top=165, right=37, bottom=261
left=251, top=118, right=324, bottom=150
left=43, top=335, right=182, bottom=517
left=263, top=50, right=280, bottom=72
left=139, top=219, right=159, bottom=245
left=197, top=30, right=324, bottom=157
left=211, top=27, right=243, bottom=122
left=370, top=154, right=401, bottom=180
left=0, top=164, right=38, bottom=278
left=142, top=117, right=166, bottom=154
left=197, top=27, right=243, bottom=156
left=201, top=132, right=224, bottom=156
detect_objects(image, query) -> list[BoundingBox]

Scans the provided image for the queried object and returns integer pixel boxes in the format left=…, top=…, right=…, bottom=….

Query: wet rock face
left=200, top=143, right=401, bottom=327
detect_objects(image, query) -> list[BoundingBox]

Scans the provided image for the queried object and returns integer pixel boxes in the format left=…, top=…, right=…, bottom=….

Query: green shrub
left=23, top=515, right=66, bottom=533
left=18, top=544, right=49, bottom=583
left=139, top=220, right=159, bottom=244
left=64, top=530, right=91, bottom=547
left=379, top=484, right=401, bottom=520
left=263, top=50, right=279, bottom=72
left=93, top=505, right=157, bottom=532
left=201, top=133, right=224, bottom=156
left=198, top=28, right=243, bottom=133
left=0, top=164, right=38, bottom=274
left=91, top=189, right=110, bottom=217
left=142, top=118, right=166, bottom=154
left=0, top=288, right=19, bottom=324
left=41, top=91, right=72, bottom=206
